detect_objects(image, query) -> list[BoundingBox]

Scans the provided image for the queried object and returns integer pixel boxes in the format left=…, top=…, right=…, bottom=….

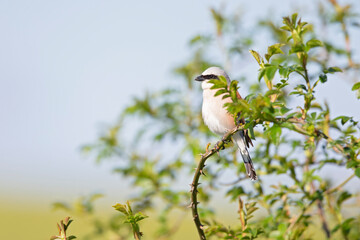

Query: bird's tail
left=233, top=132, right=257, bottom=180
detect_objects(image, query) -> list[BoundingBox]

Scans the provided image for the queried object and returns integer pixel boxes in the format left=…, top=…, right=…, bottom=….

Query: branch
left=284, top=117, right=346, bottom=155
left=190, top=125, right=243, bottom=240
left=325, top=173, right=355, bottom=195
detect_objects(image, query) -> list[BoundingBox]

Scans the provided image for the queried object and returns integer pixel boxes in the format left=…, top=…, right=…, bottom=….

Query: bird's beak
left=195, top=75, right=205, bottom=82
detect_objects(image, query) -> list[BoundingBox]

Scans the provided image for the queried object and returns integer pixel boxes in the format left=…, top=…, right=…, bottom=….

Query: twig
left=317, top=200, right=331, bottom=238
left=285, top=117, right=346, bottom=154
left=190, top=125, right=243, bottom=240
left=306, top=142, right=331, bottom=239
left=238, top=197, right=246, bottom=236
left=325, top=173, right=355, bottom=195
left=287, top=199, right=316, bottom=233
left=219, top=176, right=247, bottom=186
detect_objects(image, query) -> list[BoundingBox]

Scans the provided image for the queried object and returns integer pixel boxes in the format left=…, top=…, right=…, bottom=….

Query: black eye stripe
left=201, top=74, right=219, bottom=80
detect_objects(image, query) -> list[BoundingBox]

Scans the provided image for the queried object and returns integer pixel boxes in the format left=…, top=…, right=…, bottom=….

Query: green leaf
left=355, top=168, right=360, bottom=178
left=226, top=186, right=245, bottom=200
left=333, top=115, right=351, bottom=125
left=214, top=89, right=228, bottom=97
left=249, top=50, right=263, bottom=65
left=258, top=68, right=265, bottom=81
left=211, top=8, right=225, bottom=35
left=337, top=191, right=352, bottom=206
left=306, top=39, right=323, bottom=49
left=265, top=43, right=285, bottom=62
left=289, top=43, right=305, bottom=54
left=268, top=126, right=282, bottom=145
left=326, top=66, right=343, bottom=73
left=113, top=203, right=129, bottom=215
left=319, top=74, right=327, bottom=83
left=280, top=107, right=291, bottom=115
left=209, top=78, right=227, bottom=90
left=278, top=67, right=289, bottom=79
left=352, top=82, right=360, bottom=91
left=249, top=124, right=256, bottom=140
left=265, top=66, right=277, bottom=82
left=341, top=218, right=355, bottom=236
left=133, top=212, right=148, bottom=222
left=291, top=13, right=298, bottom=25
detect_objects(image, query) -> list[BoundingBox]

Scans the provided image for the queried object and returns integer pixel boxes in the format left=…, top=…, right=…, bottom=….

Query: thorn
left=187, top=202, right=193, bottom=208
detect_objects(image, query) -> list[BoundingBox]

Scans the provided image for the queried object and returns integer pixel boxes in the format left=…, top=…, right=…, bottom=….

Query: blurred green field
left=1, top=197, right=357, bottom=239
left=0, top=199, right=199, bottom=240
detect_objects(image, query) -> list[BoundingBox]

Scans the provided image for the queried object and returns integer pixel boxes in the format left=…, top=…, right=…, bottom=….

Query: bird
left=195, top=66, right=257, bottom=180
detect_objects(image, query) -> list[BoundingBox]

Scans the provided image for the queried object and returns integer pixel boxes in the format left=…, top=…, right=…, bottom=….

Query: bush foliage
left=52, top=1, right=360, bottom=239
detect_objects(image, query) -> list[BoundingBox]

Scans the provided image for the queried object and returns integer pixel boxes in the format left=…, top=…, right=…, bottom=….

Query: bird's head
left=195, top=66, right=231, bottom=90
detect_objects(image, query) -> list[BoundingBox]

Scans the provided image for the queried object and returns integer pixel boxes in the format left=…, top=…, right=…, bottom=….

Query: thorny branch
left=188, top=112, right=351, bottom=239
left=190, top=125, right=244, bottom=240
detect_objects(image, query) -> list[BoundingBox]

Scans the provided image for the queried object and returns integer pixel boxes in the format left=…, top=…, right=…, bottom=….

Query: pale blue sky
left=1, top=0, right=359, bottom=208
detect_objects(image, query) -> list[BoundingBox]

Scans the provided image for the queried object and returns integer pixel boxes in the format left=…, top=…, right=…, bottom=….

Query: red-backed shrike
left=195, top=66, right=257, bottom=180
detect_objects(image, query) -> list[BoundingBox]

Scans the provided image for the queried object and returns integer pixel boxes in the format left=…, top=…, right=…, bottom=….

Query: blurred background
left=1, top=0, right=359, bottom=239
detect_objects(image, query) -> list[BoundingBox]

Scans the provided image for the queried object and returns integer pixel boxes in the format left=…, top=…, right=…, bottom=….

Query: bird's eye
left=202, top=74, right=219, bottom=80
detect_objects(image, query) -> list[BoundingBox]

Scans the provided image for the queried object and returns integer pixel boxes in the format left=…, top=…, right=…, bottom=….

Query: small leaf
left=280, top=107, right=291, bottom=115
left=268, top=126, right=282, bottom=145
left=291, top=13, right=298, bottom=25
left=337, top=191, right=352, bottom=206
left=289, top=43, right=305, bottom=54
left=279, top=67, right=290, bottom=79
left=265, top=66, right=277, bottom=82
left=133, top=212, right=149, bottom=222
left=258, top=68, right=266, bottom=81
left=327, top=66, right=342, bottom=73
left=214, top=89, right=228, bottom=97
left=319, top=74, right=327, bottom=83
left=250, top=50, right=263, bottom=65
left=306, top=39, right=323, bottom=49
left=113, top=203, right=129, bottom=215
left=355, top=168, right=360, bottom=178
left=265, top=43, right=285, bottom=62
left=352, top=82, right=360, bottom=91
left=333, top=116, right=351, bottom=125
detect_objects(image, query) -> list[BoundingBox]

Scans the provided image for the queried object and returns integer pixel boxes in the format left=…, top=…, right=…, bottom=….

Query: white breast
left=202, top=89, right=235, bottom=135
